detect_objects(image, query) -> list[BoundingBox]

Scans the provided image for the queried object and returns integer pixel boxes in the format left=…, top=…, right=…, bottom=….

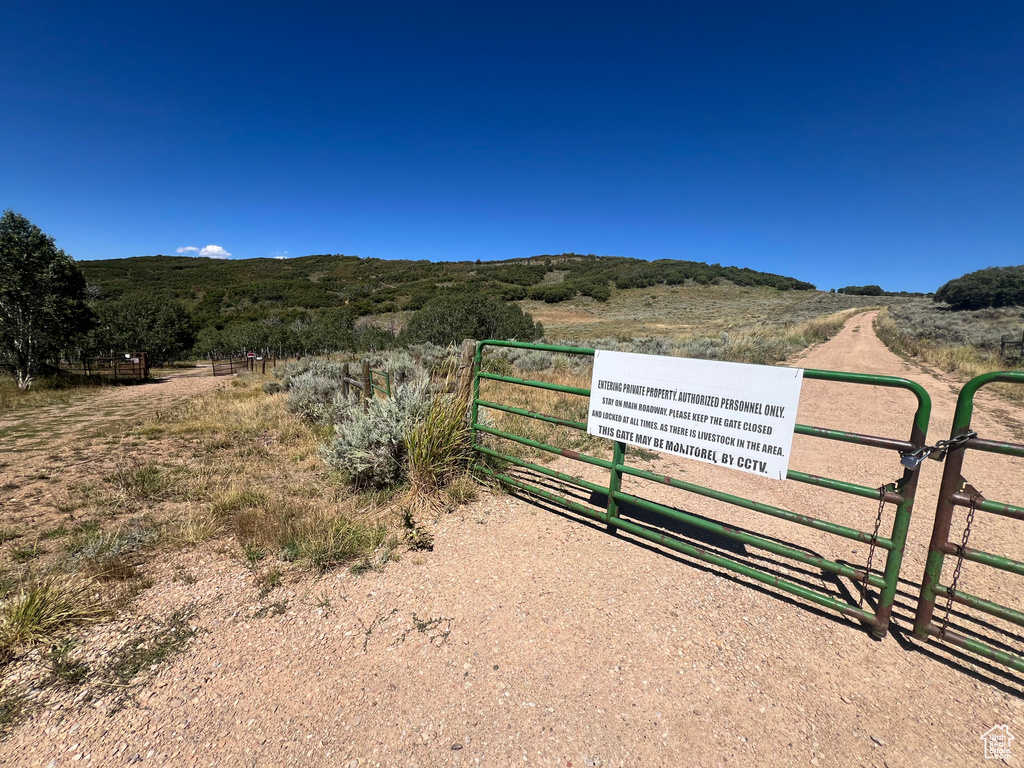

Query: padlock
left=900, top=453, right=923, bottom=469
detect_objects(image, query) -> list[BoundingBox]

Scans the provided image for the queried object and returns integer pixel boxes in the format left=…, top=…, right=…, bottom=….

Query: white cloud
left=198, top=245, right=231, bottom=259
left=270, top=251, right=289, bottom=260
left=176, top=246, right=199, bottom=254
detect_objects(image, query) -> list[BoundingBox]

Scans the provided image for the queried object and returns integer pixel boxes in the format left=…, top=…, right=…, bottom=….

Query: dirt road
left=2, top=315, right=1023, bottom=767
left=0, top=372, right=226, bottom=540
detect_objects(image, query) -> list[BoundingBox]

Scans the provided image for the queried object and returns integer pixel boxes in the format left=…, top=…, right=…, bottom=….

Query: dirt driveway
left=2, top=316, right=1023, bottom=767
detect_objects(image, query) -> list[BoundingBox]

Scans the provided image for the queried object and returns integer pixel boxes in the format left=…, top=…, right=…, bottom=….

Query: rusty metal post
left=361, top=359, right=372, bottom=410
left=606, top=440, right=627, bottom=532
left=913, top=430, right=968, bottom=639
left=342, top=363, right=350, bottom=399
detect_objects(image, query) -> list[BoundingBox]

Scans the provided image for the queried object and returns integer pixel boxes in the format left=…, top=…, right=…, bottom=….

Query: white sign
left=587, top=350, right=804, bottom=480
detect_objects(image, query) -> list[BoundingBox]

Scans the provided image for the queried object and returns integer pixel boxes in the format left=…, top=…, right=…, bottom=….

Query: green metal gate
left=913, top=371, right=1024, bottom=673
left=471, top=340, right=932, bottom=639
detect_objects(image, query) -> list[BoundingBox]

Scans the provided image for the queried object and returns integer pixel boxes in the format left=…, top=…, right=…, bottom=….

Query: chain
left=899, top=430, right=978, bottom=470
left=938, top=494, right=978, bottom=641
left=860, top=487, right=886, bottom=608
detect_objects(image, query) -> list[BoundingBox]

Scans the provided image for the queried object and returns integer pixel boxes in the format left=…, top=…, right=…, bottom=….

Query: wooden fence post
left=457, top=339, right=476, bottom=401
left=342, top=363, right=350, bottom=398
left=361, top=359, right=372, bottom=410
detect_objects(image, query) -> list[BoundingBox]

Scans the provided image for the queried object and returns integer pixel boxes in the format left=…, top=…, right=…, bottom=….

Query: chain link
left=900, top=430, right=977, bottom=469
left=859, top=487, right=886, bottom=608
left=938, top=494, right=978, bottom=641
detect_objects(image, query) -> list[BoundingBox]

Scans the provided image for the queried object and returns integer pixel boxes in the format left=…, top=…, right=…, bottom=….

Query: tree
left=837, top=285, right=884, bottom=296
left=935, top=266, right=1024, bottom=310
left=92, top=293, right=196, bottom=364
left=399, top=291, right=542, bottom=346
left=0, top=211, right=94, bottom=388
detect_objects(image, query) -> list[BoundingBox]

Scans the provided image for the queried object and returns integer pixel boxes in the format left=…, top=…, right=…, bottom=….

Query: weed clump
left=0, top=576, right=107, bottom=661
left=296, top=513, right=388, bottom=573
left=406, top=391, right=472, bottom=496
left=106, top=460, right=170, bottom=501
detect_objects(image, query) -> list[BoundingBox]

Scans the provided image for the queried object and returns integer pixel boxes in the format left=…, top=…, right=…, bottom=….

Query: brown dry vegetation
left=0, top=374, right=413, bottom=723
left=875, top=306, right=1024, bottom=404
left=523, top=282, right=900, bottom=341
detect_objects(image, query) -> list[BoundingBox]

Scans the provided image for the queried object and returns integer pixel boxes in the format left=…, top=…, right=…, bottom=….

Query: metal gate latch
left=899, top=430, right=978, bottom=470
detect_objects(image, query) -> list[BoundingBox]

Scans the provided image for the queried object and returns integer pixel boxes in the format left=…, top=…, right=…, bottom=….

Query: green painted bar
left=922, top=622, right=1024, bottom=675
left=794, top=424, right=915, bottom=453
left=478, top=371, right=591, bottom=397
left=803, top=368, right=933, bottom=438
left=940, top=543, right=1024, bottom=578
left=610, top=488, right=887, bottom=589
left=473, top=424, right=614, bottom=470
left=935, top=584, right=1024, bottom=628
left=966, top=437, right=1024, bottom=459
left=950, top=371, right=1024, bottom=430
left=477, top=339, right=597, bottom=357
left=368, top=369, right=391, bottom=397
left=915, top=370, right=1024, bottom=653
left=787, top=469, right=903, bottom=504
left=606, top=441, right=627, bottom=529
left=608, top=514, right=878, bottom=627
left=617, top=463, right=894, bottom=549
left=951, top=493, right=1024, bottom=521
left=474, top=398, right=587, bottom=431
left=473, top=445, right=610, bottom=497
left=476, top=466, right=608, bottom=524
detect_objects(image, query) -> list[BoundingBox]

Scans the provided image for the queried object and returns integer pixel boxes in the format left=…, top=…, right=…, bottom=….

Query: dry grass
left=875, top=308, right=1024, bottom=405
left=134, top=380, right=395, bottom=573
left=0, top=576, right=107, bottom=661
left=0, top=375, right=93, bottom=414
left=522, top=283, right=899, bottom=341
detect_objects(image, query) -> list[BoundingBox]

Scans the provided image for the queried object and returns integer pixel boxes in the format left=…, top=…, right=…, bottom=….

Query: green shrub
left=516, top=350, right=554, bottom=371
left=285, top=372, right=344, bottom=423
left=321, top=381, right=430, bottom=488
left=400, top=292, right=542, bottom=346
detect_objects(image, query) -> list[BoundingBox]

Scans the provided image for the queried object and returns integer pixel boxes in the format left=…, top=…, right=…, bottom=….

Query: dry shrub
left=65, top=524, right=159, bottom=582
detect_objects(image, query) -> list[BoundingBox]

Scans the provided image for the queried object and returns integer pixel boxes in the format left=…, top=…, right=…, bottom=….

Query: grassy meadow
left=522, top=283, right=895, bottom=341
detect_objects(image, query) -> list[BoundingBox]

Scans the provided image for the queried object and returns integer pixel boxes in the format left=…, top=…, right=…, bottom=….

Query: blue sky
left=2, top=1, right=1022, bottom=292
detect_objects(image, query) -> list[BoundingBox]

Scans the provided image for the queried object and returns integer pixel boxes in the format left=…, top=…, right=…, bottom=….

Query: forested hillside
left=77, top=253, right=816, bottom=358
